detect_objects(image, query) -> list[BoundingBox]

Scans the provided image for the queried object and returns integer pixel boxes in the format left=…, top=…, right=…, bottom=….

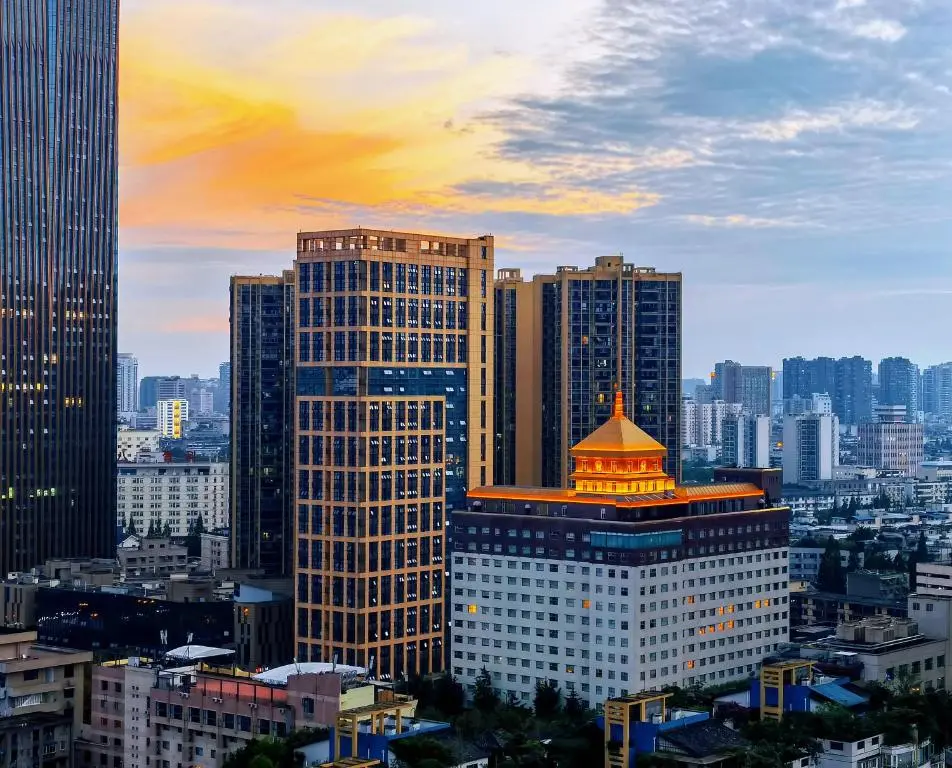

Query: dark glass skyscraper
left=878, top=356, right=919, bottom=420
left=0, top=1, right=119, bottom=569
left=230, top=274, right=296, bottom=577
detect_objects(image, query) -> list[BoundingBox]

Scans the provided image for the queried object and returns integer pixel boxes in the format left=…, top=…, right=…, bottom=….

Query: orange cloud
left=119, top=1, right=659, bottom=250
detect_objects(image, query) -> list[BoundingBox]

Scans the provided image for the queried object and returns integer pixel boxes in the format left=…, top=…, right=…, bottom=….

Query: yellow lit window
left=718, top=607, right=724, bottom=615
left=687, top=660, right=695, bottom=669
left=727, top=620, right=735, bottom=629
left=763, top=598, right=770, bottom=607
left=754, top=600, right=762, bottom=609
left=728, top=604, right=735, bottom=613
left=467, top=604, right=478, bottom=614
left=582, top=599, right=591, bottom=609
left=566, top=665, right=575, bottom=674
left=709, top=625, right=715, bottom=634
left=717, top=623, right=724, bottom=631
left=686, top=596, right=695, bottom=604
left=697, top=627, right=705, bottom=635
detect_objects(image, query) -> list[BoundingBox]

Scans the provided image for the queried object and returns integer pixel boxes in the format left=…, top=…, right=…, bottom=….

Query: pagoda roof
left=571, top=390, right=667, bottom=457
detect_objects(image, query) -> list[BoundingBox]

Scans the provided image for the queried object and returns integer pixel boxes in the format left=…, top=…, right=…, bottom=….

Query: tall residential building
left=451, top=392, right=790, bottom=706
left=157, top=399, right=188, bottom=439
left=681, top=399, right=742, bottom=448
left=784, top=393, right=833, bottom=416
left=0, top=0, right=120, bottom=570
left=878, top=357, right=920, bottom=420
left=921, top=363, right=952, bottom=419
left=117, top=461, right=229, bottom=535
left=138, top=376, right=162, bottom=411
left=858, top=405, right=924, bottom=478
left=782, top=413, right=839, bottom=484
left=294, top=229, right=494, bottom=679
left=782, top=357, right=837, bottom=400
left=493, top=269, right=542, bottom=486
left=711, top=361, right=772, bottom=416
left=117, top=353, right=139, bottom=417
left=230, top=273, right=296, bottom=578
left=721, top=415, right=771, bottom=469
left=217, top=361, right=232, bottom=414
left=834, top=356, right=873, bottom=425
left=157, top=376, right=187, bottom=402
left=495, top=257, right=682, bottom=486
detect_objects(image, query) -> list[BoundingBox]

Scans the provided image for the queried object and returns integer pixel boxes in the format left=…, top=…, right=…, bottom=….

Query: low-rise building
left=0, top=630, right=92, bottom=768
left=116, top=428, right=162, bottom=461
left=201, top=532, right=231, bottom=572
left=234, top=584, right=294, bottom=672
left=117, top=460, right=229, bottom=536
left=77, top=650, right=394, bottom=768
left=117, top=536, right=189, bottom=578
left=858, top=407, right=924, bottom=478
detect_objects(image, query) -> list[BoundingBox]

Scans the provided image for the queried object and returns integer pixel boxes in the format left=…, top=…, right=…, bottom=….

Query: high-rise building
left=0, top=0, right=119, bottom=570
left=495, top=257, right=681, bottom=486
left=782, top=413, right=839, bottom=484
left=293, top=229, right=494, bottom=678
left=157, top=376, right=187, bottom=402
left=834, top=356, right=873, bottom=425
left=878, top=357, right=920, bottom=420
left=681, top=398, right=742, bottom=448
left=493, top=269, right=541, bottom=486
left=157, top=399, right=188, bottom=439
left=217, top=361, right=232, bottom=414
left=451, top=392, right=790, bottom=705
left=782, top=357, right=836, bottom=401
left=921, top=363, right=952, bottom=419
left=138, top=377, right=162, bottom=411
left=230, top=273, right=296, bottom=578
left=117, top=353, right=139, bottom=417
left=711, top=361, right=772, bottom=416
left=721, top=415, right=771, bottom=469
left=858, top=405, right=924, bottom=477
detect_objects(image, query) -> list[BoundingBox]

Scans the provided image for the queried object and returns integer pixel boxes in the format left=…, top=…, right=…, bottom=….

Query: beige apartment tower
left=494, top=257, right=682, bottom=487
left=293, top=229, right=493, bottom=679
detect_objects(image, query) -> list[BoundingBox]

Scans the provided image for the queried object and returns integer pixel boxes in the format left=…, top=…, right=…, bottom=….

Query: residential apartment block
left=451, top=392, right=790, bottom=708
left=117, top=461, right=229, bottom=535
left=494, top=258, right=682, bottom=486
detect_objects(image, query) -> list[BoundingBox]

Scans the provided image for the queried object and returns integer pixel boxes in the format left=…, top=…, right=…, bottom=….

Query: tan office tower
left=494, top=257, right=682, bottom=487
left=294, top=229, right=494, bottom=679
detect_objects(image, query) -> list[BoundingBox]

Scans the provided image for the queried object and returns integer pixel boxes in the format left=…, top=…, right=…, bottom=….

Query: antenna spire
left=613, top=388, right=625, bottom=419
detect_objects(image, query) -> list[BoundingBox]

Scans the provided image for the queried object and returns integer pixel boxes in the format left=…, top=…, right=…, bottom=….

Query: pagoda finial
left=612, top=388, right=625, bottom=419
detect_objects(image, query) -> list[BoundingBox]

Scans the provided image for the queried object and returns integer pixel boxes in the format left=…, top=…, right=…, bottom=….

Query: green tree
left=162, top=521, right=172, bottom=538
left=432, top=672, right=466, bottom=718
left=126, top=516, right=138, bottom=536
left=185, top=514, right=206, bottom=557
left=390, top=736, right=457, bottom=768
left=147, top=519, right=161, bottom=537
left=847, top=526, right=875, bottom=542
left=816, top=537, right=846, bottom=592
left=533, top=679, right=561, bottom=719
left=564, top=687, right=585, bottom=721
left=474, top=667, right=500, bottom=713
left=916, top=532, right=930, bottom=562
left=847, top=549, right=861, bottom=573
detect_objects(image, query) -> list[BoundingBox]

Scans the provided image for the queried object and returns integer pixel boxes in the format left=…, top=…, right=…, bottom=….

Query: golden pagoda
left=569, top=390, right=676, bottom=497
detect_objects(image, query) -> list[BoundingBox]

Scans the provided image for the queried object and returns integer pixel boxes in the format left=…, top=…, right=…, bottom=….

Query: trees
left=816, top=537, right=846, bottom=593
left=474, top=668, right=500, bottom=713
left=390, top=736, right=457, bottom=768
left=847, top=550, right=862, bottom=573
left=533, top=680, right=562, bottom=720
left=564, top=688, right=585, bottom=722
left=185, top=514, right=206, bottom=557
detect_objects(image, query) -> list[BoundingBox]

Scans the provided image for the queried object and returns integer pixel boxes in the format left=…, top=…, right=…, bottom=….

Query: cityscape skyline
left=118, top=0, right=952, bottom=379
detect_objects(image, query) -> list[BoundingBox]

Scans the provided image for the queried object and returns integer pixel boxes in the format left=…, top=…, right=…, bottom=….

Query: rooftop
left=252, top=662, right=366, bottom=686
left=571, top=392, right=667, bottom=457
left=657, top=720, right=749, bottom=758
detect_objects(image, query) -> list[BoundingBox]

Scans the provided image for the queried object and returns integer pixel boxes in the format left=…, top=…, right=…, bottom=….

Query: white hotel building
left=451, top=392, right=790, bottom=708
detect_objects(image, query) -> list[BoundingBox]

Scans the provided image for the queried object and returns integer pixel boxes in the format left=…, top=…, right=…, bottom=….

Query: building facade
left=0, top=630, right=92, bottom=768
left=293, top=229, right=494, bottom=678
left=230, top=273, right=296, bottom=577
left=493, top=269, right=541, bottom=486
left=495, top=257, right=681, bottom=486
left=878, top=357, right=920, bottom=420
left=712, top=362, right=772, bottom=417
left=116, top=428, right=162, bottom=460
left=783, top=414, right=839, bottom=484
left=0, top=0, right=119, bottom=571
left=921, top=363, right=952, bottom=420
left=857, top=406, right=924, bottom=477
left=157, top=398, right=189, bottom=438
left=834, top=357, right=873, bottom=426
left=117, top=461, right=229, bottom=535
left=721, top=415, right=771, bottom=469
left=117, top=353, right=139, bottom=418
left=451, top=392, right=790, bottom=708
left=783, top=357, right=837, bottom=402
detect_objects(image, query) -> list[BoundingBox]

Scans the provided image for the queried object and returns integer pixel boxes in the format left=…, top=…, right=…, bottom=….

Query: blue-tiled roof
left=811, top=682, right=866, bottom=708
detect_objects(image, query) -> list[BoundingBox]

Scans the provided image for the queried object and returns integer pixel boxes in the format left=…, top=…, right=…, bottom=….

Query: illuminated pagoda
left=451, top=389, right=790, bottom=707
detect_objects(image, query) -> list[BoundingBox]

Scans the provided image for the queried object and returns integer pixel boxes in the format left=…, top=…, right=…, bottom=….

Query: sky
left=119, top=0, right=952, bottom=379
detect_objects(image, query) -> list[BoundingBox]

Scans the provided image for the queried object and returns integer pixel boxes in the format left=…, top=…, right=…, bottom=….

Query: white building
left=116, top=461, right=228, bottom=536
left=785, top=393, right=833, bottom=416
left=722, top=415, right=771, bottom=469
left=117, top=353, right=138, bottom=418
left=117, top=428, right=162, bottom=461
left=681, top=398, right=743, bottom=448
left=452, top=392, right=790, bottom=709
left=157, top=399, right=188, bottom=439
left=783, top=414, right=839, bottom=484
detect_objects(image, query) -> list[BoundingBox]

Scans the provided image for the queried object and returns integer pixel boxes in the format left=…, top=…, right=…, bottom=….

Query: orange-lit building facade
left=293, top=229, right=493, bottom=679
left=452, top=392, right=790, bottom=708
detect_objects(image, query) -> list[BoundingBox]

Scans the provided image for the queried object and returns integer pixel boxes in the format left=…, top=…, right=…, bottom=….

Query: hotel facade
left=293, top=229, right=494, bottom=679
left=451, top=392, right=790, bottom=708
